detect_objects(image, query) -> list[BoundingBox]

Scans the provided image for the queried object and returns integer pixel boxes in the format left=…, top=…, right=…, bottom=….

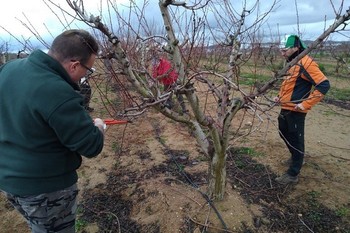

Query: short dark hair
left=49, top=29, right=99, bottom=64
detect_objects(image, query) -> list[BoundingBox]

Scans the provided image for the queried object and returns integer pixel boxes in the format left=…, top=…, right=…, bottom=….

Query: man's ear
left=69, top=60, right=80, bottom=72
left=61, top=60, right=80, bottom=83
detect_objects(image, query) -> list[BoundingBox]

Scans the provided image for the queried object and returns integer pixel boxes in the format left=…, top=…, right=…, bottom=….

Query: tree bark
left=208, top=146, right=227, bottom=200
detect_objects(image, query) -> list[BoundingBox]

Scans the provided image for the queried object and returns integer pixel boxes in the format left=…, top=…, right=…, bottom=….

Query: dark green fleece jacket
left=0, top=50, right=104, bottom=196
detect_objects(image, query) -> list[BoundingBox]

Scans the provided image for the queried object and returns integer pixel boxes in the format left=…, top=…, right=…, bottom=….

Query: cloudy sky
left=0, top=0, right=348, bottom=51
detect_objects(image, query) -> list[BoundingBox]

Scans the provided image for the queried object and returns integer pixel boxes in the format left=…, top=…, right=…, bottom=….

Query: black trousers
left=79, top=81, right=92, bottom=108
left=278, top=109, right=306, bottom=176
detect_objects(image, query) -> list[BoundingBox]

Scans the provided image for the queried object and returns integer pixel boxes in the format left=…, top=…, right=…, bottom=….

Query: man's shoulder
left=300, top=54, right=316, bottom=65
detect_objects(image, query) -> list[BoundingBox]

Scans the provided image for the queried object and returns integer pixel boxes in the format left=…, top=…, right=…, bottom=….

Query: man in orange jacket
left=274, top=35, right=330, bottom=185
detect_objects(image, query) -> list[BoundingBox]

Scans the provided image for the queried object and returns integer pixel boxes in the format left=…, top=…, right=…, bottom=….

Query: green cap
left=284, top=34, right=307, bottom=49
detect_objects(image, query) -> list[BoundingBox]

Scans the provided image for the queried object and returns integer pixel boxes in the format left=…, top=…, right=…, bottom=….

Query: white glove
left=295, top=103, right=305, bottom=111
left=94, top=118, right=106, bottom=132
left=273, top=96, right=280, bottom=102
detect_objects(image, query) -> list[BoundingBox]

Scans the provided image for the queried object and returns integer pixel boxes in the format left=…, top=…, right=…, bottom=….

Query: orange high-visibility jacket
left=279, top=55, right=330, bottom=113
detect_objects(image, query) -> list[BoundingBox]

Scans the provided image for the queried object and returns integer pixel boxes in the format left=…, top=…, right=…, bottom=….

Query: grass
left=75, top=219, right=88, bottom=232
left=235, top=146, right=265, bottom=157
left=235, top=159, right=245, bottom=169
left=230, top=146, right=265, bottom=169
left=307, top=190, right=321, bottom=199
left=76, top=206, right=88, bottom=232
left=336, top=206, right=350, bottom=218
left=321, top=109, right=338, bottom=116
left=240, top=72, right=272, bottom=86
left=305, top=191, right=322, bottom=222
left=326, top=87, right=350, bottom=101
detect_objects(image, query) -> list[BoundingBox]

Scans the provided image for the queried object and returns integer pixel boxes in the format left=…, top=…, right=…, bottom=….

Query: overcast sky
left=0, top=0, right=349, bottom=51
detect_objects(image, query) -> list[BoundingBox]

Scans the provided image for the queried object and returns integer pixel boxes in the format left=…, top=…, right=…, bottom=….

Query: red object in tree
left=152, top=58, right=178, bottom=85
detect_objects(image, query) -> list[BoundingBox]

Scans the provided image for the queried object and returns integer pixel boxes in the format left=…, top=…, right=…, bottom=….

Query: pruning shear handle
left=104, top=119, right=129, bottom=125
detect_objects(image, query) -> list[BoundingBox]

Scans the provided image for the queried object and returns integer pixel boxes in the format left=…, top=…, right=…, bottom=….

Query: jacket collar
left=28, top=50, right=80, bottom=91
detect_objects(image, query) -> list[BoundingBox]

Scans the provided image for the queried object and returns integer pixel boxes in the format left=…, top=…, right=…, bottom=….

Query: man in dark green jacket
left=0, top=29, right=105, bottom=233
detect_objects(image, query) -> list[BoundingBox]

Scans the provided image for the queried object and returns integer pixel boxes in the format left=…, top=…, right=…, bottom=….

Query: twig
left=276, top=185, right=290, bottom=202
left=232, top=176, right=251, bottom=187
left=265, top=165, right=273, bottom=189
left=160, top=191, right=170, bottom=207
left=188, top=216, right=236, bottom=233
left=298, top=215, right=315, bottom=233
left=321, top=99, right=350, bottom=117
left=83, top=206, right=121, bottom=233
left=203, top=205, right=211, bottom=233
left=318, top=141, right=350, bottom=152
left=167, top=186, right=202, bottom=206
left=316, top=141, right=350, bottom=162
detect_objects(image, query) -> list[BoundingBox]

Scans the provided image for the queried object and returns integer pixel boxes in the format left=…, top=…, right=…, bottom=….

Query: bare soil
left=1, top=99, right=349, bottom=233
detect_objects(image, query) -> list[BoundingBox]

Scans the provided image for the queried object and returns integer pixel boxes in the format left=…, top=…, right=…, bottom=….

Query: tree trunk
left=208, top=146, right=227, bottom=200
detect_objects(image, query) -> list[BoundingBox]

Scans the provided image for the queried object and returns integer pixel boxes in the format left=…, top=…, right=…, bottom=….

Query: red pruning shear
left=103, top=119, right=130, bottom=125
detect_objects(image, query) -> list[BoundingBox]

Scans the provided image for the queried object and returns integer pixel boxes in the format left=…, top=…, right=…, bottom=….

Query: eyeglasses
left=71, top=60, right=94, bottom=76
left=79, top=62, right=94, bottom=76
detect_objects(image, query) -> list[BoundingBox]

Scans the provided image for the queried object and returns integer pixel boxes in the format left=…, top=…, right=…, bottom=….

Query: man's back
left=0, top=50, right=104, bottom=196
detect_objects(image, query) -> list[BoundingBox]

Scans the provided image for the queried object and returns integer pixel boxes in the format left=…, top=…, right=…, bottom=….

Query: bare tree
left=61, top=0, right=282, bottom=200
left=329, top=42, right=350, bottom=75
left=63, top=0, right=350, bottom=200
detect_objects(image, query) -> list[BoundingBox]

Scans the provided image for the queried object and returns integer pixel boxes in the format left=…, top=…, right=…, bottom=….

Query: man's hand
left=294, top=103, right=305, bottom=111
left=273, top=96, right=280, bottom=103
left=94, top=118, right=106, bottom=133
